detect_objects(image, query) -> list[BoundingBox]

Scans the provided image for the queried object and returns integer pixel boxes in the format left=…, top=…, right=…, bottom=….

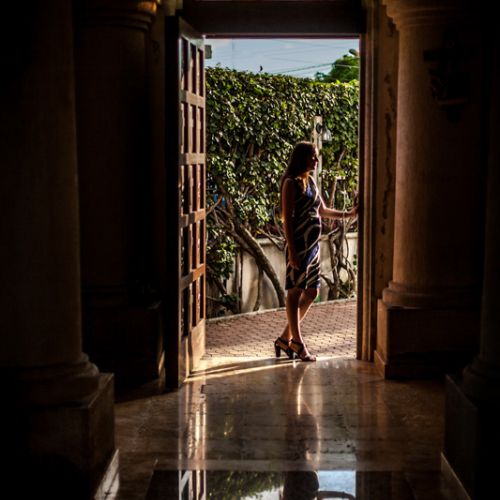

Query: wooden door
left=165, top=17, right=206, bottom=388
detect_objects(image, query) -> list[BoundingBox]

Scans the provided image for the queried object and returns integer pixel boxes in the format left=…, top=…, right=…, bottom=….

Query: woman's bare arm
left=319, top=200, right=357, bottom=219
left=281, top=178, right=300, bottom=269
left=310, top=175, right=357, bottom=219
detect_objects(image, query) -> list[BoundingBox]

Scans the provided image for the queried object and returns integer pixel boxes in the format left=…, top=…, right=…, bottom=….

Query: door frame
left=162, top=0, right=388, bottom=388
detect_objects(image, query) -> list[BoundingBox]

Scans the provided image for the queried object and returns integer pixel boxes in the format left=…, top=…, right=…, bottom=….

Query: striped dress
left=285, top=175, right=322, bottom=290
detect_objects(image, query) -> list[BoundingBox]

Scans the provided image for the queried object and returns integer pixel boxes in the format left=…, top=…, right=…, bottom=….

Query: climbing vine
left=206, top=67, right=359, bottom=315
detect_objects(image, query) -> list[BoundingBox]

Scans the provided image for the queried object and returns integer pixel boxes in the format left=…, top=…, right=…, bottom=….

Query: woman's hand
left=351, top=191, right=359, bottom=216
left=347, top=204, right=358, bottom=217
left=347, top=193, right=359, bottom=217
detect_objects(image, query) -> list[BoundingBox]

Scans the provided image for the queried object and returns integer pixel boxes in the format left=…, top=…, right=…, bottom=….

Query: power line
left=270, top=62, right=332, bottom=74
left=206, top=38, right=360, bottom=77
left=210, top=39, right=357, bottom=59
left=270, top=61, right=359, bottom=75
left=207, top=39, right=359, bottom=65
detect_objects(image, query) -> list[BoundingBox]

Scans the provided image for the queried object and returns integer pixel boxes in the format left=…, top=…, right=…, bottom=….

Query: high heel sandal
left=274, top=337, right=294, bottom=359
left=290, top=339, right=317, bottom=362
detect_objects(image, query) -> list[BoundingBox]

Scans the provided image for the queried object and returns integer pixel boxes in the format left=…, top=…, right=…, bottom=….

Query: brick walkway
left=205, top=299, right=356, bottom=359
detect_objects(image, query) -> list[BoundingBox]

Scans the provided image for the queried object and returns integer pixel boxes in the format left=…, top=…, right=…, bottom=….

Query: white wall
left=225, top=233, right=358, bottom=313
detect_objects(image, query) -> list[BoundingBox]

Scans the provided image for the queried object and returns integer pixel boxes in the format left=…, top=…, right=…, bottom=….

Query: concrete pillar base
left=440, top=454, right=471, bottom=500
left=443, top=374, right=500, bottom=499
left=83, top=300, right=163, bottom=387
left=4, top=374, right=115, bottom=499
left=375, top=300, right=479, bottom=378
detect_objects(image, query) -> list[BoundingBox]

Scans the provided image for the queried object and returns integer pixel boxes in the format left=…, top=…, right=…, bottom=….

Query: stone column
left=360, top=0, right=398, bottom=360
left=74, top=0, right=163, bottom=385
left=0, top=1, right=114, bottom=496
left=376, top=0, right=485, bottom=377
left=443, top=37, right=500, bottom=499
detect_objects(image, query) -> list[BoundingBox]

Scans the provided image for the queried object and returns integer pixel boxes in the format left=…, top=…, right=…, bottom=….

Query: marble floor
left=112, top=355, right=460, bottom=499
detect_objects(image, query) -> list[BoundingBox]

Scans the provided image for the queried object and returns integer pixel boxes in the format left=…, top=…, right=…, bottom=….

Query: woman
left=274, top=141, right=357, bottom=361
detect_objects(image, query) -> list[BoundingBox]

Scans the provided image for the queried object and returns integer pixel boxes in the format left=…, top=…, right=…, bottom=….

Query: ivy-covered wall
left=206, top=67, right=359, bottom=315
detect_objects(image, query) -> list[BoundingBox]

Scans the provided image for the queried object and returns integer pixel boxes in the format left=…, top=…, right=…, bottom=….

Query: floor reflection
left=116, top=358, right=450, bottom=499
left=146, top=469, right=419, bottom=499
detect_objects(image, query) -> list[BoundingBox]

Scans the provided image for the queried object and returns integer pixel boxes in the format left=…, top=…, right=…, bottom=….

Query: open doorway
left=203, top=37, right=360, bottom=364
left=163, top=3, right=366, bottom=387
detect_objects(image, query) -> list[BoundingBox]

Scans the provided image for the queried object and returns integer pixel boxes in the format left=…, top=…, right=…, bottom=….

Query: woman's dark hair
left=280, top=141, right=316, bottom=192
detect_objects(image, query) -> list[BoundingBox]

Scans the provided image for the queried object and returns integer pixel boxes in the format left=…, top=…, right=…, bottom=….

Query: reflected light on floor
left=146, top=469, right=422, bottom=499
left=188, top=358, right=309, bottom=382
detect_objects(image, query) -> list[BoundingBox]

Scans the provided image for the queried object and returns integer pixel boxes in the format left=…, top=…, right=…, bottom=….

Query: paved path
left=205, top=299, right=356, bottom=359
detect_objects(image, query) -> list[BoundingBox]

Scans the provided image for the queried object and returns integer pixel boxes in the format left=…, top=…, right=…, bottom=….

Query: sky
left=205, top=38, right=359, bottom=78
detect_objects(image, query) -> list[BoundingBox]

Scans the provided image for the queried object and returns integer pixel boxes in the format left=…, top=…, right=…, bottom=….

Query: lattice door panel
left=165, top=17, right=206, bottom=387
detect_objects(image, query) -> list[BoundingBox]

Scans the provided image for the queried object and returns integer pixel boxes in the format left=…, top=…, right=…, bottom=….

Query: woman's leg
left=285, top=288, right=302, bottom=344
left=281, top=288, right=319, bottom=342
